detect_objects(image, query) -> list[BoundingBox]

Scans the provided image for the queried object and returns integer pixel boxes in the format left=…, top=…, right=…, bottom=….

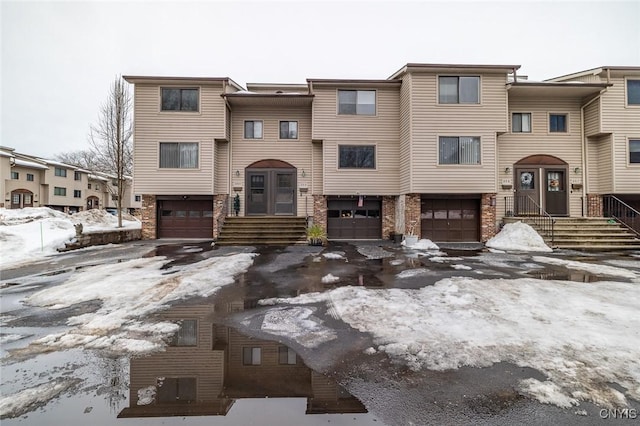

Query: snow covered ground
left=261, top=276, right=640, bottom=410
left=486, top=221, right=552, bottom=252
left=0, top=207, right=141, bottom=269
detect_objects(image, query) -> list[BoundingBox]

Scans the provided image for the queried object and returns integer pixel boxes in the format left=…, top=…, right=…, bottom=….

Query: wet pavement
left=1, top=240, right=639, bottom=425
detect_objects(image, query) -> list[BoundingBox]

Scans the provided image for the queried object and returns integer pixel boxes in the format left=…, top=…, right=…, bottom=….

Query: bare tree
left=55, top=148, right=132, bottom=175
left=89, top=76, right=133, bottom=228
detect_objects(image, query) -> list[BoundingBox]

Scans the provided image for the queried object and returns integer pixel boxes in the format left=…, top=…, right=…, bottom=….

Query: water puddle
left=525, top=270, right=602, bottom=282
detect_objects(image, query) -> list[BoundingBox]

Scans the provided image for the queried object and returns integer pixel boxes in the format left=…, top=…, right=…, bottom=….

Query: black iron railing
left=504, top=195, right=555, bottom=244
left=603, top=195, right=640, bottom=237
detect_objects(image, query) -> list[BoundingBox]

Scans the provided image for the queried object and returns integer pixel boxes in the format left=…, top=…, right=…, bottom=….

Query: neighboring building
left=0, top=147, right=139, bottom=213
left=124, top=64, right=639, bottom=242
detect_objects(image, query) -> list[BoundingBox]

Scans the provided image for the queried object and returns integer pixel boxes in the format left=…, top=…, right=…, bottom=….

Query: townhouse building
left=123, top=63, right=640, bottom=243
left=1, top=147, right=141, bottom=213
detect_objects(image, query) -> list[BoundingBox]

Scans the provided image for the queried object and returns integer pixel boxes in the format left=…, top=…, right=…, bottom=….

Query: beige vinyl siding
left=409, top=73, right=508, bottom=193
left=312, top=86, right=400, bottom=195
left=497, top=96, right=584, bottom=217
left=399, top=74, right=413, bottom=193
left=600, top=76, right=640, bottom=192
left=587, top=135, right=613, bottom=193
left=312, top=143, right=322, bottom=194
left=214, top=141, right=229, bottom=194
left=584, top=97, right=602, bottom=136
left=230, top=105, right=312, bottom=216
left=128, top=305, right=224, bottom=404
left=132, top=83, right=226, bottom=195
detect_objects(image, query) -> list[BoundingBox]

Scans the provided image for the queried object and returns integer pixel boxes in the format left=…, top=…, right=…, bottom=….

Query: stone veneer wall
left=381, top=196, right=396, bottom=239
left=587, top=194, right=603, bottom=217
left=213, top=194, right=228, bottom=239
left=312, top=195, right=328, bottom=231
left=403, top=194, right=421, bottom=237
left=141, top=194, right=156, bottom=239
left=480, top=193, right=497, bottom=242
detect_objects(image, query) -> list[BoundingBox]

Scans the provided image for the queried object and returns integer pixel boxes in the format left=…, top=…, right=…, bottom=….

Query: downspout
left=580, top=88, right=607, bottom=217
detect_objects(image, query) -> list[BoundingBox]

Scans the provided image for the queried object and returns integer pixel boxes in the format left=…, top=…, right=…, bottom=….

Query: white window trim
left=436, top=75, right=482, bottom=106
left=336, top=89, right=378, bottom=116
left=158, top=86, right=202, bottom=114
left=278, top=120, right=299, bottom=140
left=547, top=112, right=571, bottom=135
left=625, top=77, right=640, bottom=108
left=157, top=141, right=201, bottom=170
left=336, top=143, right=378, bottom=171
left=436, top=135, right=483, bottom=166
left=243, top=120, right=264, bottom=140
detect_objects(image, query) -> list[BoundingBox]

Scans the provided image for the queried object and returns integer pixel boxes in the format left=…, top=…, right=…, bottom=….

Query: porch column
left=141, top=194, right=157, bottom=240
left=212, top=194, right=228, bottom=239
left=382, top=196, right=396, bottom=240
left=312, top=195, right=328, bottom=232
left=481, top=193, right=497, bottom=242
left=404, top=194, right=421, bottom=238
left=586, top=194, right=603, bottom=217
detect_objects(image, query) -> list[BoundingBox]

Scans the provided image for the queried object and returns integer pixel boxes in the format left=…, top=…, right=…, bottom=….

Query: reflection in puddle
left=526, top=270, right=601, bottom=282
left=118, top=304, right=370, bottom=420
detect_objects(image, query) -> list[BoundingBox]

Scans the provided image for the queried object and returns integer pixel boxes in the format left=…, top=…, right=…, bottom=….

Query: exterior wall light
left=574, top=167, right=581, bottom=174
left=301, top=169, right=306, bottom=178
left=504, top=167, right=511, bottom=174
left=235, top=170, right=240, bottom=177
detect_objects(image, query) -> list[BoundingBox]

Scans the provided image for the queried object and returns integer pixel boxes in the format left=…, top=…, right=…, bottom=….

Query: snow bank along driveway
left=262, top=275, right=640, bottom=410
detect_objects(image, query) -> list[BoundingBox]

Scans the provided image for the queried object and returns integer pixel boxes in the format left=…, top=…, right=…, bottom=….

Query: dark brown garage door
left=158, top=199, right=214, bottom=238
left=421, top=198, right=479, bottom=242
left=327, top=198, right=381, bottom=239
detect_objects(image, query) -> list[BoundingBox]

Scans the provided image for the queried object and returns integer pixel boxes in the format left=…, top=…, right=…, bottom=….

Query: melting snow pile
left=402, top=238, right=439, bottom=250
left=261, top=306, right=337, bottom=348
left=486, top=221, right=552, bottom=252
left=6, top=253, right=256, bottom=360
left=261, top=277, right=640, bottom=409
left=137, top=386, right=157, bottom=406
left=0, top=207, right=141, bottom=269
left=0, top=378, right=81, bottom=419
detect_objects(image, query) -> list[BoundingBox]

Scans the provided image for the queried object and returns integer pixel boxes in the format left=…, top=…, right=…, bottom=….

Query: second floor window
left=512, top=113, right=532, bottom=133
left=439, top=137, right=481, bottom=165
left=159, top=142, right=199, bottom=168
left=244, top=121, right=263, bottom=139
left=55, top=167, right=67, bottom=177
left=161, top=88, right=199, bottom=111
left=27, top=173, right=34, bottom=181
left=279, top=121, right=298, bottom=139
left=339, top=145, right=375, bottom=169
left=439, top=76, right=480, bottom=104
left=630, top=139, right=640, bottom=164
left=11, top=171, right=19, bottom=179
left=338, top=90, right=376, bottom=115
left=74, top=171, right=82, bottom=181
left=170, top=320, right=197, bottom=346
left=627, top=79, right=640, bottom=105
left=242, top=347, right=262, bottom=365
left=549, top=114, right=567, bottom=132
left=54, top=187, right=66, bottom=196
left=73, top=190, right=81, bottom=198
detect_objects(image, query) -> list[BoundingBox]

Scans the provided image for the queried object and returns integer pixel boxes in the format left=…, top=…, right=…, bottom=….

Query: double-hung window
left=338, top=90, right=376, bottom=115
left=512, top=113, right=532, bottom=133
left=549, top=114, right=567, bottom=132
left=55, top=167, right=67, bottom=177
left=73, top=190, right=81, bottom=198
left=74, top=171, right=82, bottom=181
left=244, top=121, right=263, bottom=139
left=54, top=187, right=66, bottom=196
left=27, top=173, right=34, bottom=181
left=242, top=347, right=262, bottom=365
left=161, top=88, right=199, bottom=111
left=338, top=145, right=375, bottom=169
left=439, top=137, right=481, bottom=165
left=630, top=139, right=640, bottom=164
left=279, top=121, right=298, bottom=139
left=439, top=76, right=480, bottom=104
left=159, top=142, right=199, bottom=168
left=627, top=79, right=640, bottom=105
left=11, top=171, right=19, bottom=179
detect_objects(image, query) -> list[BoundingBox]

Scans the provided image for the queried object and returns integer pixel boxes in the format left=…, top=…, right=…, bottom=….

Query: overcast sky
left=2, top=0, right=639, bottom=158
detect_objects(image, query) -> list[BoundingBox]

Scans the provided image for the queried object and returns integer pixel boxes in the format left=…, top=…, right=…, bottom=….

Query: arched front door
left=245, top=159, right=296, bottom=216
left=11, top=189, right=33, bottom=209
left=87, top=196, right=100, bottom=210
left=514, top=155, right=568, bottom=216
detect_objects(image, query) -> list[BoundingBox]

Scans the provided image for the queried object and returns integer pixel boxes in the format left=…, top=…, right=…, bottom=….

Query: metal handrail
left=504, top=195, right=555, bottom=244
left=603, top=195, right=640, bottom=237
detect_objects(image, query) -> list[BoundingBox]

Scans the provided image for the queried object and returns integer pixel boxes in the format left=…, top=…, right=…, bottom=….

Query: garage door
left=327, top=198, right=381, bottom=239
left=158, top=199, right=214, bottom=238
left=421, top=198, right=479, bottom=242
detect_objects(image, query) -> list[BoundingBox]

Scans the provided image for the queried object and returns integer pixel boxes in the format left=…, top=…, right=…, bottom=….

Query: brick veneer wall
left=480, top=193, right=497, bottom=242
left=382, top=196, right=396, bottom=239
left=312, top=195, right=328, bottom=231
left=587, top=194, right=603, bottom=217
left=141, top=194, right=156, bottom=239
left=404, top=194, right=421, bottom=237
left=213, top=194, right=228, bottom=239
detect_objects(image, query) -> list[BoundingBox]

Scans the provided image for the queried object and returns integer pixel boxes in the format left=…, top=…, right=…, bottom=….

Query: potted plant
left=404, top=220, right=419, bottom=246
left=306, top=223, right=327, bottom=246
